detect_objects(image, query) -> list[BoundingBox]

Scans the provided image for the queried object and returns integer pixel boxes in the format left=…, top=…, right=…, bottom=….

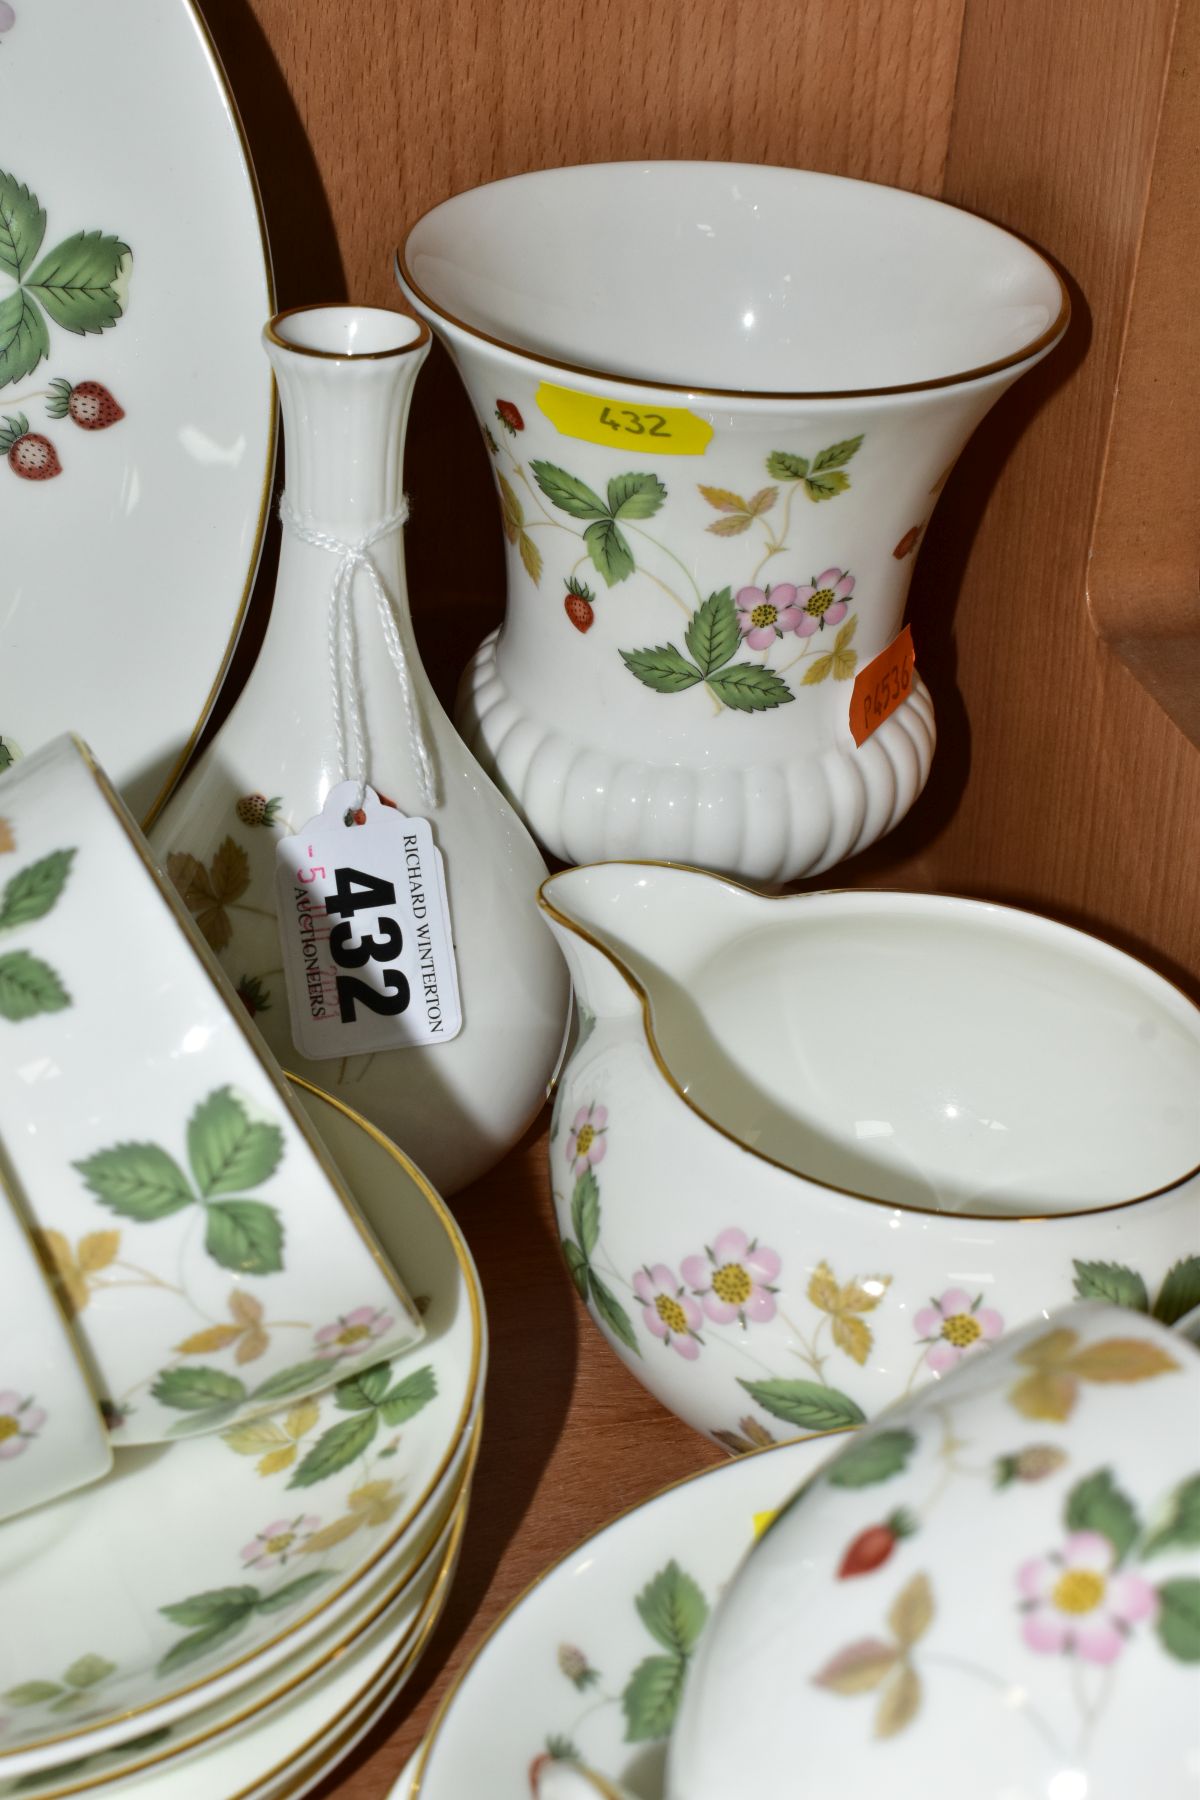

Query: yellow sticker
left=536, top=382, right=713, bottom=456
left=752, top=1508, right=779, bottom=1540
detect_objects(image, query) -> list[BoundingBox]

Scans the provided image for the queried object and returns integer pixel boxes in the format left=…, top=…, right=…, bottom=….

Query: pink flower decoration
left=795, top=567, right=855, bottom=637
left=735, top=584, right=803, bottom=650
left=913, top=1288, right=1004, bottom=1373
left=1017, top=1530, right=1158, bottom=1663
left=313, top=1305, right=396, bottom=1360
left=681, top=1228, right=782, bottom=1326
left=632, top=1264, right=703, bottom=1359
left=567, top=1102, right=608, bottom=1177
left=241, top=1514, right=322, bottom=1570
left=0, top=1390, right=45, bottom=1459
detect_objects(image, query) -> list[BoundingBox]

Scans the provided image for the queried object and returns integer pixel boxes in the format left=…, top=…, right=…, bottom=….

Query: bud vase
left=150, top=304, right=568, bottom=1196
left=398, top=161, right=1068, bottom=884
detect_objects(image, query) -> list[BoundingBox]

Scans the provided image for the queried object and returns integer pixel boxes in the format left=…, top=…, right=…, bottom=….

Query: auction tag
left=536, top=382, right=713, bottom=456
left=849, top=625, right=917, bottom=747
left=274, top=783, right=462, bottom=1061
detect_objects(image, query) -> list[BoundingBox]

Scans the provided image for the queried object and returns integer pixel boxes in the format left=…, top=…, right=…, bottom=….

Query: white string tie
left=280, top=495, right=438, bottom=815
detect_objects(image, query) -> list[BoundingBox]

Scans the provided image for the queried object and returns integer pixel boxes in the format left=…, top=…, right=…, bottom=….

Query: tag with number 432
left=274, top=783, right=462, bottom=1061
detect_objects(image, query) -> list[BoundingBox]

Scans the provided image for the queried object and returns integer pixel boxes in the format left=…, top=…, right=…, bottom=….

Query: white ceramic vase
left=150, top=305, right=568, bottom=1196
left=398, top=162, right=1069, bottom=883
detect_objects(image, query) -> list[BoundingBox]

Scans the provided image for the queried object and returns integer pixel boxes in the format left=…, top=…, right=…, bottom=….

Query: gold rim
left=265, top=303, right=431, bottom=362
left=29, top=1439, right=477, bottom=1800
left=0, top=1011, right=483, bottom=1762
left=538, top=860, right=1200, bottom=1223
left=411, top=1428, right=851, bottom=1795
left=0, top=1144, right=113, bottom=1458
left=138, top=0, right=276, bottom=831
left=396, top=167, right=1071, bottom=403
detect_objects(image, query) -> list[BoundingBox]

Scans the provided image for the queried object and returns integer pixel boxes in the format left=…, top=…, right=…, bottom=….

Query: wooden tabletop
left=311, top=1117, right=724, bottom=1798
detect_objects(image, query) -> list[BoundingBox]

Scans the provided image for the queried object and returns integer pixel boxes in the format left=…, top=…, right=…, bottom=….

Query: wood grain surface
left=187, top=0, right=1200, bottom=1790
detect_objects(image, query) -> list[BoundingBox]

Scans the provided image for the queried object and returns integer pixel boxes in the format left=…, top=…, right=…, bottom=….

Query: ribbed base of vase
left=456, top=631, right=936, bottom=883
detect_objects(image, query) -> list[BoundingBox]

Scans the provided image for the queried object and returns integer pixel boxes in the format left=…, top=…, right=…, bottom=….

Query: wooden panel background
left=190, top=1, right=1199, bottom=1792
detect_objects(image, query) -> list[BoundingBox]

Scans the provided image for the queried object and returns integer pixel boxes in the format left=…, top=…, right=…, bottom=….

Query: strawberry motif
left=837, top=1509, right=916, bottom=1578
left=1, top=414, right=61, bottom=480
left=235, top=974, right=272, bottom=1019
left=893, top=523, right=923, bottom=559
left=235, top=793, right=283, bottom=829
left=495, top=399, right=524, bottom=435
left=564, top=575, right=596, bottom=633
left=47, top=378, right=124, bottom=431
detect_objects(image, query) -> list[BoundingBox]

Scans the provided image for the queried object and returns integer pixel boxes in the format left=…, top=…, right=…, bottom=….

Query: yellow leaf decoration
left=497, top=473, right=523, bottom=541
left=235, top=1324, right=271, bottom=1365
left=257, top=1445, right=299, bottom=1478
left=78, top=1231, right=120, bottom=1274
left=1007, top=1327, right=1180, bottom=1422
left=698, top=486, right=747, bottom=513
left=519, top=530, right=543, bottom=585
left=706, top=512, right=754, bottom=537
left=34, top=1226, right=121, bottom=1317
left=812, top=1638, right=899, bottom=1694
left=166, top=838, right=249, bottom=953
left=223, top=1419, right=289, bottom=1456
left=283, top=1400, right=320, bottom=1441
left=830, top=615, right=859, bottom=680
left=700, top=482, right=778, bottom=535
left=221, top=1396, right=319, bottom=1476
left=0, top=818, right=13, bottom=854
left=300, top=1478, right=405, bottom=1556
left=230, top=1290, right=264, bottom=1327
left=807, top=1260, right=891, bottom=1365
left=299, top=1513, right=362, bottom=1553
left=875, top=1662, right=921, bottom=1739
left=888, top=1573, right=933, bottom=1648
left=801, top=654, right=833, bottom=685
left=175, top=1323, right=243, bottom=1356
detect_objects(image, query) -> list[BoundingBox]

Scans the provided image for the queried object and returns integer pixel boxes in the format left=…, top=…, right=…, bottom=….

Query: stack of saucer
left=0, top=1079, right=486, bottom=1800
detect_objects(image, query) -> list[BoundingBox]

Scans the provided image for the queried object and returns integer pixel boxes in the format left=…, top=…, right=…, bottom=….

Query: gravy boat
left=538, top=863, right=1200, bottom=1447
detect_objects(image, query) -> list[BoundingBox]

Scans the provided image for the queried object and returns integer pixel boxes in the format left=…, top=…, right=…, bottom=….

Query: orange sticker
left=849, top=625, right=916, bottom=747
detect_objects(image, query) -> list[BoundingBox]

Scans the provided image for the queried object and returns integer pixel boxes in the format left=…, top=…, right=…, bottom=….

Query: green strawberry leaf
left=545, top=1734, right=583, bottom=1762
left=621, top=1652, right=687, bottom=1742
left=63, top=1655, right=115, bottom=1691
left=827, top=1428, right=918, bottom=1488
left=0, top=949, right=70, bottom=1019
left=0, top=288, right=49, bottom=387
left=0, top=849, right=75, bottom=930
left=1072, top=1260, right=1150, bottom=1312
left=156, top=1615, right=251, bottom=1677
left=188, top=1087, right=284, bottom=1197
left=803, top=469, right=851, bottom=501
left=738, top=1377, right=866, bottom=1433
left=1153, top=1256, right=1200, bottom=1325
left=380, top=1364, right=437, bottom=1427
left=255, top=1570, right=332, bottom=1614
left=0, top=173, right=46, bottom=281
left=562, top=1238, right=591, bottom=1303
left=635, top=1561, right=708, bottom=1656
left=607, top=471, right=667, bottom=520
left=151, top=1366, right=247, bottom=1413
left=571, top=1167, right=600, bottom=1259
left=1142, top=1475, right=1200, bottom=1558
left=204, top=1199, right=284, bottom=1275
left=3, top=1682, right=64, bottom=1707
left=620, top=645, right=704, bottom=694
left=766, top=450, right=809, bottom=480
left=684, top=589, right=739, bottom=677
left=160, top=1586, right=259, bottom=1632
left=706, top=664, right=794, bottom=711
left=590, top=1271, right=641, bottom=1357
left=287, top=1408, right=379, bottom=1488
left=165, top=1402, right=242, bottom=1438
left=251, top=1360, right=332, bottom=1404
left=1156, top=1577, right=1200, bottom=1661
left=530, top=460, right=608, bottom=520
left=810, top=436, right=863, bottom=472
left=1065, top=1468, right=1140, bottom=1563
left=334, top=1363, right=391, bottom=1411
left=74, top=1142, right=194, bottom=1220
left=583, top=517, right=635, bottom=585
left=25, top=232, right=130, bottom=335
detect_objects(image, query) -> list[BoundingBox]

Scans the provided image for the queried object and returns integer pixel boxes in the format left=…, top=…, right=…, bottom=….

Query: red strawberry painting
left=837, top=1509, right=916, bottom=1578
left=0, top=414, right=60, bottom=480
left=47, top=378, right=124, bottom=431
left=564, top=575, right=596, bottom=633
left=495, top=399, right=524, bottom=435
